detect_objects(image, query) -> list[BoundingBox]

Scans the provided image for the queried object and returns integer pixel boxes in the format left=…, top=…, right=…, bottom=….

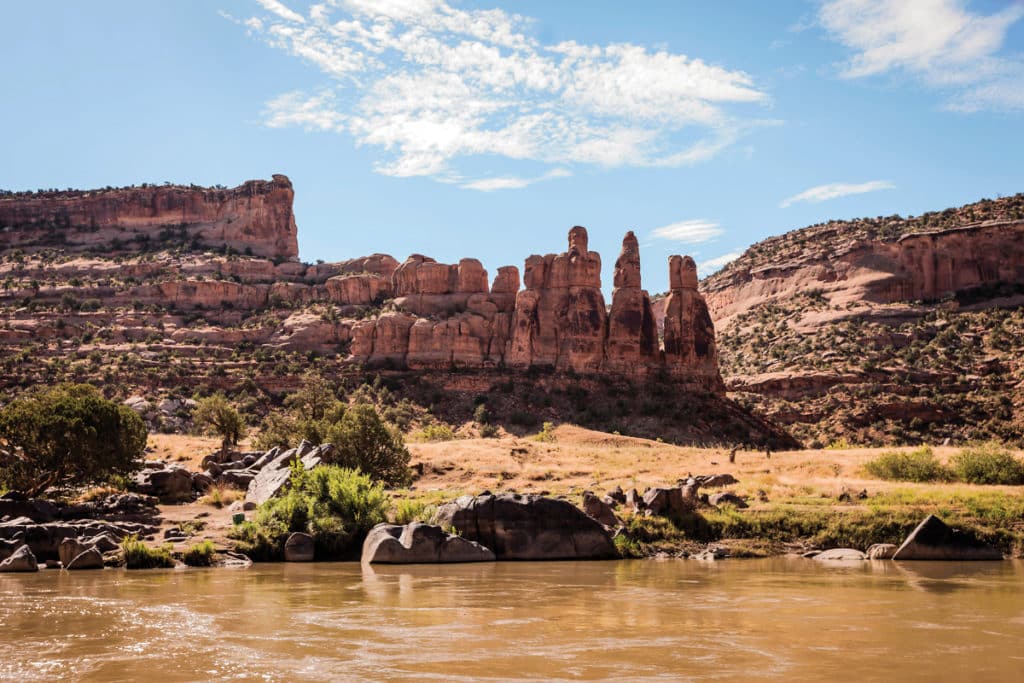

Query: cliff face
left=0, top=175, right=298, bottom=260
left=700, top=192, right=1024, bottom=446
left=351, top=227, right=723, bottom=390
left=703, top=220, right=1024, bottom=326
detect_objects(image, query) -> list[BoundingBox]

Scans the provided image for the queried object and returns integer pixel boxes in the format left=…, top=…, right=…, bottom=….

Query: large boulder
left=0, top=544, right=38, bottom=572
left=245, top=443, right=325, bottom=506
left=362, top=523, right=495, bottom=564
left=131, top=465, right=194, bottom=503
left=892, top=515, right=1002, bottom=561
left=642, top=487, right=697, bottom=518
left=59, top=537, right=92, bottom=567
left=709, top=492, right=748, bottom=509
left=284, top=532, right=314, bottom=562
left=433, top=493, right=616, bottom=560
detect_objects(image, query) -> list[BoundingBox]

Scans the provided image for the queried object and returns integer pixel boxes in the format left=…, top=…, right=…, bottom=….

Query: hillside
left=702, top=193, right=1024, bottom=447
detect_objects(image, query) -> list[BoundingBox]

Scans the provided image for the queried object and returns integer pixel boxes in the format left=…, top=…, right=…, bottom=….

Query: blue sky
left=3, top=0, right=1023, bottom=294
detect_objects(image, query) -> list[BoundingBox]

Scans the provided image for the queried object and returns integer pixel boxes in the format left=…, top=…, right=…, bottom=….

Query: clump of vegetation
left=0, top=383, right=147, bottom=496
left=392, top=499, right=435, bottom=525
left=533, top=421, right=557, bottom=443
left=200, top=484, right=244, bottom=508
left=950, top=443, right=1024, bottom=485
left=415, top=423, right=456, bottom=442
left=230, top=465, right=388, bottom=561
left=182, top=540, right=217, bottom=567
left=122, top=535, right=175, bottom=569
left=254, top=374, right=411, bottom=486
left=193, top=393, right=245, bottom=454
left=863, top=446, right=951, bottom=482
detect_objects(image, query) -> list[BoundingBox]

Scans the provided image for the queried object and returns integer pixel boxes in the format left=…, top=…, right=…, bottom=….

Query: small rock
left=66, top=547, right=104, bottom=570
left=866, top=543, right=898, bottom=560
left=813, top=548, right=866, bottom=561
left=709, top=492, right=748, bottom=509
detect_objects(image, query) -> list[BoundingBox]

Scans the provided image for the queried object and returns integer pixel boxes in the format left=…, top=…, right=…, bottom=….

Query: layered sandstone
left=605, top=232, right=659, bottom=373
left=0, top=175, right=298, bottom=260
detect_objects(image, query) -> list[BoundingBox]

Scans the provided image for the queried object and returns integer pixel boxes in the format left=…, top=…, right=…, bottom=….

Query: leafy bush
left=479, top=423, right=499, bottom=439
left=182, top=540, right=216, bottom=567
left=416, top=423, right=456, bottom=442
left=392, top=499, right=435, bottom=525
left=323, top=404, right=412, bottom=486
left=473, top=404, right=490, bottom=425
left=533, top=421, right=557, bottom=443
left=230, top=465, right=388, bottom=561
left=863, top=446, right=951, bottom=482
left=950, top=443, right=1024, bottom=485
left=193, top=394, right=245, bottom=452
left=0, top=383, right=146, bottom=496
left=123, top=535, right=175, bottom=569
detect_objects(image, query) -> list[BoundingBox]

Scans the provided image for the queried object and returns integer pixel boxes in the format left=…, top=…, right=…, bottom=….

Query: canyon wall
left=0, top=175, right=299, bottom=260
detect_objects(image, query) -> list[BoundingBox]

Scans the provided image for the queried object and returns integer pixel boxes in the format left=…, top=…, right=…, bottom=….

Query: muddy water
left=2, top=559, right=1023, bottom=681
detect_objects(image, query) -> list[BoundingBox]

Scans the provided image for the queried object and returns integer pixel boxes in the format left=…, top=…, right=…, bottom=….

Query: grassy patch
left=182, top=540, right=217, bottom=567
left=200, top=484, right=244, bottom=508
left=391, top=499, right=436, bottom=525
left=122, top=535, right=175, bottom=569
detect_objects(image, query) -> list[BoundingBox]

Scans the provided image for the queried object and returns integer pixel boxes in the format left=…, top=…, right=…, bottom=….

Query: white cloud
left=255, top=0, right=305, bottom=24
left=698, top=251, right=743, bottom=273
left=779, top=180, right=895, bottom=208
left=235, top=0, right=769, bottom=187
left=650, top=219, right=724, bottom=244
left=818, top=0, right=1024, bottom=111
left=460, top=168, right=571, bottom=192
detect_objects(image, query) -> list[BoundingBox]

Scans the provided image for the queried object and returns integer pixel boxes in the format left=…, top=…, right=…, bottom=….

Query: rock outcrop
left=892, top=515, right=1003, bottom=561
left=433, top=493, right=617, bottom=560
left=0, top=544, right=38, bottom=572
left=0, top=175, right=299, bottom=260
left=361, top=522, right=496, bottom=564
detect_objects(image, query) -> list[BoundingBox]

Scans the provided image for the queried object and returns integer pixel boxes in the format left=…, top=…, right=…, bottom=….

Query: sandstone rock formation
left=605, top=232, right=659, bottom=374
left=0, top=175, right=298, bottom=260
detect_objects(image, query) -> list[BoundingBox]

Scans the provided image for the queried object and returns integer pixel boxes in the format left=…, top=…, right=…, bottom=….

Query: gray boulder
left=866, top=543, right=898, bottom=560
left=642, top=487, right=696, bottom=518
left=892, top=515, right=1002, bottom=561
left=0, top=495, right=59, bottom=523
left=0, top=544, right=38, bottom=572
left=709, top=492, right=748, bottom=509
left=433, top=493, right=616, bottom=560
left=59, top=538, right=92, bottom=567
left=66, top=547, right=104, bottom=570
left=284, top=532, right=315, bottom=562
left=245, top=445, right=325, bottom=506
left=132, top=466, right=194, bottom=503
left=813, top=548, right=867, bottom=561
left=362, top=523, right=495, bottom=564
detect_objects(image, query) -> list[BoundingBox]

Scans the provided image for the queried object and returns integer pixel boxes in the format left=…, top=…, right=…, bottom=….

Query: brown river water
left=2, top=559, right=1023, bottom=681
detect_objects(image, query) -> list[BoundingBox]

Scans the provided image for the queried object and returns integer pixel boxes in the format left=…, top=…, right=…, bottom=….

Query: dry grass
left=146, top=433, right=225, bottom=469
left=199, top=484, right=245, bottom=509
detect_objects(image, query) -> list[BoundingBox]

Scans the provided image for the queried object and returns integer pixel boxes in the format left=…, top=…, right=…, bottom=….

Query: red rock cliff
left=0, top=175, right=299, bottom=260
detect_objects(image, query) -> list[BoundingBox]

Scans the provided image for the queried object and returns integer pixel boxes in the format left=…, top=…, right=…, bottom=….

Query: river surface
left=2, top=559, right=1023, bottom=681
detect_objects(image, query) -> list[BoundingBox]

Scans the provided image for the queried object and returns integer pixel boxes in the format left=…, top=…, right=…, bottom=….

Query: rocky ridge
left=699, top=193, right=1024, bottom=446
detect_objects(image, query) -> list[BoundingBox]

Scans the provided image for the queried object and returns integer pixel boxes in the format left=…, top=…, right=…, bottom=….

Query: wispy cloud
left=235, top=0, right=770, bottom=187
left=818, top=0, right=1024, bottom=112
left=698, top=251, right=743, bottom=273
left=780, top=180, right=895, bottom=208
left=650, top=219, right=724, bottom=244
left=459, top=168, right=571, bottom=192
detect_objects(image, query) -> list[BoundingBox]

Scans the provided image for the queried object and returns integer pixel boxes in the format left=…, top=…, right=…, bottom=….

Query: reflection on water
left=2, top=559, right=1023, bottom=681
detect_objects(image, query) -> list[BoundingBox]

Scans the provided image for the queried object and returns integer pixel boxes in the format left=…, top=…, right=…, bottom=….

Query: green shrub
left=392, top=499, right=435, bottom=525
left=230, top=465, right=388, bottom=561
left=479, top=423, right=499, bottom=439
left=182, top=540, right=216, bottom=567
left=950, top=443, right=1024, bottom=485
left=864, top=446, right=951, bottom=482
left=0, top=383, right=147, bottom=496
left=324, top=404, right=412, bottom=486
left=473, top=404, right=490, bottom=425
left=416, top=424, right=456, bottom=442
left=533, top=421, right=556, bottom=443
left=123, top=535, right=175, bottom=569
